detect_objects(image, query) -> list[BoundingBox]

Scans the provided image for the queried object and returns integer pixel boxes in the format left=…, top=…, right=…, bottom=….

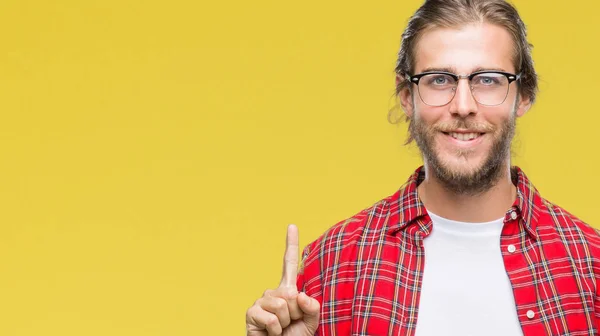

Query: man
left=246, top=0, right=600, bottom=335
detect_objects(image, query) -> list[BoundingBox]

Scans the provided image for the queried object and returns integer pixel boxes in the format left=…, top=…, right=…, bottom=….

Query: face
left=399, top=23, right=531, bottom=195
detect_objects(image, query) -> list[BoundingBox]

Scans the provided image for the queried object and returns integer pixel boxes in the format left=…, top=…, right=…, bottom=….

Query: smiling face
left=399, top=22, right=531, bottom=195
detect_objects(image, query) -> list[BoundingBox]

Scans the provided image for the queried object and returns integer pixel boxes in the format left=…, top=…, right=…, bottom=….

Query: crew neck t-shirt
left=414, top=211, right=523, bottom=336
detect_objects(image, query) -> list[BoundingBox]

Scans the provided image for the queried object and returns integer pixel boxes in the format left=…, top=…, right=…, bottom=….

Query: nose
left=448, top=79, right=478, bottom=117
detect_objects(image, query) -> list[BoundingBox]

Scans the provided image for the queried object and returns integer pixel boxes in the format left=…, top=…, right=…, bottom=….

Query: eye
left=424, top=74, right=454, bottom=86
left=473, top=74, right=503, bottom=86
left=480, top=77, right=496, bottom=85
left=433, top=76, right=448, bottom=85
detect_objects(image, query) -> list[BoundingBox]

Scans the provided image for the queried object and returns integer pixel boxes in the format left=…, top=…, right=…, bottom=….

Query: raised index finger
left=280, top=224, right=299, bottom=288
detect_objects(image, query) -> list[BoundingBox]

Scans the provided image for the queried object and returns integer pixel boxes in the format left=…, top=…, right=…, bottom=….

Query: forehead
left=413, top=23, right=516, bottom=74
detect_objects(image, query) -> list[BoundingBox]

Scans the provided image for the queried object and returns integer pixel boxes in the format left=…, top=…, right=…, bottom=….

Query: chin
left=435, top=153, right=488, bottom=177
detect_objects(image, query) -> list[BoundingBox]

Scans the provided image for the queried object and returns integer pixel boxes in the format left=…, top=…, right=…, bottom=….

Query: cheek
left=414, top=104, right=447, bottom=124
left=487, top=106, right=516, bottom=125
left=503, top=86, right=520, bottom=111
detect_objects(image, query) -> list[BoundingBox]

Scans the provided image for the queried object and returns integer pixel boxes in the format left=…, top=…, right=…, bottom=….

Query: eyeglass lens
left=417, top=73, right=510, bottom=106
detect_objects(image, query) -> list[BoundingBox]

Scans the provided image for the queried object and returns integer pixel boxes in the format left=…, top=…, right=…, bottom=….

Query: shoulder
left=302, top=194, right=394, bottom=263
left=514, top=166, right=600, bottom=252
left=538, top=198, right=600, bottom=254
left=296, top=167, right=424, bottom=294
left=298, top=191, right=398, bottom=279
left=299, top=167, right=424, bottom=267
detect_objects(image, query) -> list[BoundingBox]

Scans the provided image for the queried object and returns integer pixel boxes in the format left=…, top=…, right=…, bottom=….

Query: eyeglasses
left=406, top=71, right=521, bottom=107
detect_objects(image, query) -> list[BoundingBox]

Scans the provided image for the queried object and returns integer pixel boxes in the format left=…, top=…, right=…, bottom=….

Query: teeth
left=449, top=132, right=480, bottom=141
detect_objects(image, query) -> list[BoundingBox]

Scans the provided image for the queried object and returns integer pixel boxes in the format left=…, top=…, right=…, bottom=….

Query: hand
left=246, top=224, right=320, bottom=336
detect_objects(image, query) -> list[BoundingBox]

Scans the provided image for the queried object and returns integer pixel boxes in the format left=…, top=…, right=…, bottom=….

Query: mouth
left=442, top=131, right=485, bottom=142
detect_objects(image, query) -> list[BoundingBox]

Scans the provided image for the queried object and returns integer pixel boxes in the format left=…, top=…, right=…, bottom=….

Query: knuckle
left=245, top=306, right=257, bottom=323
left=271, top=288, right=287, bottom=299
left=273, top=297, right=286, bottom=311
left=266, top=314, right=278, bottom=327
left=246, top=305, right=259, bottom=317
left=280, top=287, right=297, bottom=299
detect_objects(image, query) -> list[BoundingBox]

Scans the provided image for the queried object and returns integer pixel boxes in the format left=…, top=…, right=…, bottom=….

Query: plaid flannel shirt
left=297, top=166, right=600, bottom=335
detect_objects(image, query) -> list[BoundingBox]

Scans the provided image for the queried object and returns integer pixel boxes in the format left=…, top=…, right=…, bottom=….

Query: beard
left=409, top=112, right=516, bottom=196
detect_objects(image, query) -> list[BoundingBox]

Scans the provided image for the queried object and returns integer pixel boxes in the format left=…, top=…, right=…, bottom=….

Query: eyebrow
left=418, top=66, right=509, bottom=74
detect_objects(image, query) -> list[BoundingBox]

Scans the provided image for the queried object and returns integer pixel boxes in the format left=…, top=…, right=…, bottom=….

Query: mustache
left=433, top=120, right=495, bottom=133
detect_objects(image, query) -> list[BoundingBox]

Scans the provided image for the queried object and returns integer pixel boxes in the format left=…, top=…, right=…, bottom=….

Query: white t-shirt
left=414, top=211, right=524, bottom=336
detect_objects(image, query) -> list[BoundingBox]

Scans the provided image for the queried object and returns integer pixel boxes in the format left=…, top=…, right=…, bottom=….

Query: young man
left=246, top=0, right=600, bottom=335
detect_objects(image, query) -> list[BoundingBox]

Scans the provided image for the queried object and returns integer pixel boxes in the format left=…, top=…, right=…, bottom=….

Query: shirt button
left=507, top=245, right=516, bottom=253
left=526, top=310, right=535, bottom=319
left=510, top=211, right=518, bottom=220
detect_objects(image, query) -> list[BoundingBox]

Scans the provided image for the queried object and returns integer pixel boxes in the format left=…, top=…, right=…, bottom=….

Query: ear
left=397, top=74, right=415, bottom=118
left=515, top=93, right=531, bottom=118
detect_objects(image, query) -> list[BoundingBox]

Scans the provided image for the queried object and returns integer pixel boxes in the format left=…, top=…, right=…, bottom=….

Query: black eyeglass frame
left=405, top=71, right=522, bottom=106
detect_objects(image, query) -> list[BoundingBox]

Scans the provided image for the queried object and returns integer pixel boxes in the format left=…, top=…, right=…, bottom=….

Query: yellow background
left=0, top=0, right=598, bottom=334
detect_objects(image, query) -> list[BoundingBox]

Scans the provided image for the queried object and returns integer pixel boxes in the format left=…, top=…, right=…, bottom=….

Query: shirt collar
left=386, top=165, right=541, bottom=240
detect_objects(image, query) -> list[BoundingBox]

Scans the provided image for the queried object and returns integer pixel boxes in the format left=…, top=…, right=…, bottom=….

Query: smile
left=440, top=131, right=486, bottom=147
left=444, top=132, right=484, bottom=141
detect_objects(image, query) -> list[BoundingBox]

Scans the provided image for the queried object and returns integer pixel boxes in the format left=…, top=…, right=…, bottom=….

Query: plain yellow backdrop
left=0, top=0, right=598, bottom=334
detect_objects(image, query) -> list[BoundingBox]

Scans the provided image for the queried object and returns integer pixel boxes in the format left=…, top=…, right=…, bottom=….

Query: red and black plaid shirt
left=297, top=166, right=600, bottom=335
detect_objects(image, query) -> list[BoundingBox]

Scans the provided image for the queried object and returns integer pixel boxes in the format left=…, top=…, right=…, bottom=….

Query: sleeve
left=296, top=241, right=323, bottom=335
left=296, top=241, right=321, bottom=295
left=591, top=228, right=600, bottom=330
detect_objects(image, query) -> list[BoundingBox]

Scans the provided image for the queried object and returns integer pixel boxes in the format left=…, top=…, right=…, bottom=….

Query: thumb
left=297, top=292, right=320, bottom=333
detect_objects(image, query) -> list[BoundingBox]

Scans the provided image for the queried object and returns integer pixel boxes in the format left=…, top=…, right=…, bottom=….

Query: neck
left=417, top=162, right=517, bottom=223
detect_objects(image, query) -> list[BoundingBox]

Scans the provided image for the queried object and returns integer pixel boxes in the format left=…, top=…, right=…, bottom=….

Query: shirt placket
left=501, top=209, right=549, bottom=335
